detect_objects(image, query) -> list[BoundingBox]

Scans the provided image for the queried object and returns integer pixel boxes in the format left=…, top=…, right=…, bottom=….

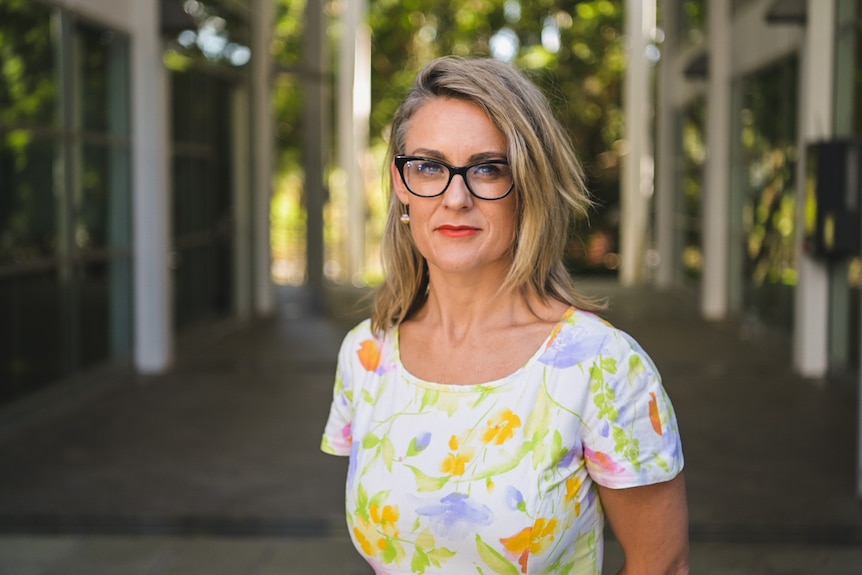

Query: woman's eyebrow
left=407, top=149, right=507, bottom=163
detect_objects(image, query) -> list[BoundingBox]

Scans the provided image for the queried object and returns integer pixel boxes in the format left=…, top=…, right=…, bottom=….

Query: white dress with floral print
left=321, top=308, right=684, bottom=574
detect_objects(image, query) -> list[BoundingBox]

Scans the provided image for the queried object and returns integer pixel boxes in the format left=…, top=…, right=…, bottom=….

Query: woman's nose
left=442, top=173, right=473, bottom=208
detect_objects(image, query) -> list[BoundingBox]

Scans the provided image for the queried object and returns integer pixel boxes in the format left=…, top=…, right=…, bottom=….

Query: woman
left=322, top=56, right=688, bottom=574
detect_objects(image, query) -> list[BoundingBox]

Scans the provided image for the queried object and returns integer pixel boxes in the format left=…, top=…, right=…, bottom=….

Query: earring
left=400, top=207, right=410, bottom=224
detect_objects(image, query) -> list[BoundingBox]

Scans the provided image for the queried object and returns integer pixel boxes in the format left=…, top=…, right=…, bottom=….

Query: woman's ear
left=391, top=159, right=410, bottom=205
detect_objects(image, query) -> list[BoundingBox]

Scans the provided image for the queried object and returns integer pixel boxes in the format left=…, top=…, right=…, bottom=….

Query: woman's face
left=392, top=97, right=518, bottom=280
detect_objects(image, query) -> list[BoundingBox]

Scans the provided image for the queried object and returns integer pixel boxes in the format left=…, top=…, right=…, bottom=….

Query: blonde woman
left=322, top=56, right=688, bottom=575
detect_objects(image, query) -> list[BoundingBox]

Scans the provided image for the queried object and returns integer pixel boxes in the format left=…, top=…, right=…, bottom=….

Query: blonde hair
left=371, top=56, right=603, bottom=334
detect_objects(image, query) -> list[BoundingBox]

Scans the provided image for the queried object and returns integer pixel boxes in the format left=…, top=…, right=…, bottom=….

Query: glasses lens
left=466, top=162, right=513, bottom=199
left=403, top=159, right=449, bottom=197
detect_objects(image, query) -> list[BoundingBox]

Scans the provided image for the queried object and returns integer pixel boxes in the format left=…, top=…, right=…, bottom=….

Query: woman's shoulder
left=338, top=318, right=397, bottom=371
left=539, top=308, right=653, bottom=369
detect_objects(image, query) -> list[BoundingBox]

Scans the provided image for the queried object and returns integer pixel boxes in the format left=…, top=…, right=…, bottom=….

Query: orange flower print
left=584, top=447, right=625, bottom=475
left=500, top=518, right=559, bottom=573
left=357, top=339, right=381, bottom=372
left=648, top=391, right=663, bottom=435
left=482, top=408, right=522, bottom=445
left=441, top=435, right=474, bottom=476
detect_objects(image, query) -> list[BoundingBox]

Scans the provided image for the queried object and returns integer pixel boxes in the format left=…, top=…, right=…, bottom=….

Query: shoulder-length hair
left=371, top=56, right=603, bottom=334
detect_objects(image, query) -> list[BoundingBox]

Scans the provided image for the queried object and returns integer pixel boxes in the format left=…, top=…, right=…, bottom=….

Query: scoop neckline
left=394, top=306, right=576, bottom=391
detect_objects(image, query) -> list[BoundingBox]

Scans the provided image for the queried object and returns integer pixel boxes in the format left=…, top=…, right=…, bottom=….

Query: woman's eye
left=416, top=162, right=444, bottom=176
left=473, top=163, right=508, bottom=179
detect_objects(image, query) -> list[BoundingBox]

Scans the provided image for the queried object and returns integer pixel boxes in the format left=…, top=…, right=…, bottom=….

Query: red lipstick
left=437, top=225, right=479, bottom=238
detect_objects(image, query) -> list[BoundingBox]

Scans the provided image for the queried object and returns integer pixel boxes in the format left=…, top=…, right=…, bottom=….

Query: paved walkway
left=1, top=280, right=861, bottom=574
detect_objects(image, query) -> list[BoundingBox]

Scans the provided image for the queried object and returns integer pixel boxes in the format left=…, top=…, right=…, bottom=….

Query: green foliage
left=270, top=0, right=627, bottom=280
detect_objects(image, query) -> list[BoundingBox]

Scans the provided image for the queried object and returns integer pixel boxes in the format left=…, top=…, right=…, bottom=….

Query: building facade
left=651, top=0, right=861, bottom=380
left=0, top=0, right=276, bottom=404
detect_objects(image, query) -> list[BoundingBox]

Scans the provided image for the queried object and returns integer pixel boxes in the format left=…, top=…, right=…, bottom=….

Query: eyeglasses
left=394, top=156, right=514, bottom=200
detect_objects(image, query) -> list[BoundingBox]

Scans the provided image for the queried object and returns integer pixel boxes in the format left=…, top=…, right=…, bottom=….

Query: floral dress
left=321, top=308, right=684, bottom=574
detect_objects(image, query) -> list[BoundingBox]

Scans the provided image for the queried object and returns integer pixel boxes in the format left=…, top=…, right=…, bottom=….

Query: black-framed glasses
left=394, top=156, right=515, bottom=200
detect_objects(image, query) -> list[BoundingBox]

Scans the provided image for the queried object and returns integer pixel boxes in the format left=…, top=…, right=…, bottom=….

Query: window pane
left=736, top=57, right=799, bottom=329
left=78, top=258, right=132, bottom=366
left=0, top=270, right=67, bottom=402
left=0, top=1, right=57, bottom=128
left=77, top=21, right=130, bottom=136
left=77, top=143, right=131, bottom=253
left=0, top=133, right=60, bottom=264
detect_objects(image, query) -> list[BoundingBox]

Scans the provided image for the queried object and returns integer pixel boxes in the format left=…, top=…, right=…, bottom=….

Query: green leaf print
left=476, top=534, right=520, bottom=575
left=419, top=388, right=439, bottom=411
left=523, top=378, right=552, bottom=438
left=362, top=433, right=381, bottom=449
left=380, top=538, right=407, bottom=564
left=382, top=437, right=396, bottom=472
left=356, top=483, right=369, bottom=521
left=333, top=371, right=345, bottom=394
left=601, top=356, right=618, bottom=374
left=612, top=425, right=642, bottom=471
left=472, top=442, right=533, bottom=481
left=369, top=489, right=391, bottom=509
left=406, top=464, right=450, bottom=492
left=628, top=354, right=646, bottom=381
left=590, top=362, right=619, bottom=421
left=361, top=388, right=374, bottom=405
left=428, top=547, right=456, bottom=567
left=411, top=548, right=431, bottom=574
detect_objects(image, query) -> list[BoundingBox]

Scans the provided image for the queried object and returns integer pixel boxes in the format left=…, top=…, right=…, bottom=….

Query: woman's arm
left=597, top=472, right=689, bottom=575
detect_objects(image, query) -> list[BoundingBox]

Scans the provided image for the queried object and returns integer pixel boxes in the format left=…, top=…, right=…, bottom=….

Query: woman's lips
left=436, top=225, right=480, bottom=238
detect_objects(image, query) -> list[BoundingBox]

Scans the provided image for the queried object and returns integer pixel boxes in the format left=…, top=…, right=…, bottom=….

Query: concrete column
left=655, top=0, right=677, bottom=288
left=701, top=0, right=731, bottom=320
left=131, top=0, right=172, bottom=373
left=338, top=0, right=370, bottom=284
left=251, top=0, right=275, bottom=315
left=620, top=0, right=654, bottom=285
left=793, top=0, right=833, bottom=378
left=304, top=0, right=329, bottom=300
left=232, top=86, right=252, bottom=319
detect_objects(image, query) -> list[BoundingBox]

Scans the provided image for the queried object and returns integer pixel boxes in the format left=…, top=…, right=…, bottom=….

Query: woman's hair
left=370, top=55, right=603, bottom=334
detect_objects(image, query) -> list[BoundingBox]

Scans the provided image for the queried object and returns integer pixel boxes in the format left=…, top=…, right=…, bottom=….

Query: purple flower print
left=558, top=444, right=583, bottom=468
left=539, top=325, right=608, bottom=369
left=408, top=431, right=432, bottom=456
left=347, top=440, right=360, bottom=487
left=504, top=486, right=524, bottom=510
left=416, top=492, right=493, bottom=540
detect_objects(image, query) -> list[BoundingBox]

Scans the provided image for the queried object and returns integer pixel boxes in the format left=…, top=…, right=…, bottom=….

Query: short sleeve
left=320, top=326, right=360, bottom=456
left=580, top=329, right=684, bottom=489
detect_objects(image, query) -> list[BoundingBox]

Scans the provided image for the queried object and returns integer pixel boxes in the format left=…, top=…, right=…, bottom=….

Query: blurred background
left=1, top=0, right=862, bottom=573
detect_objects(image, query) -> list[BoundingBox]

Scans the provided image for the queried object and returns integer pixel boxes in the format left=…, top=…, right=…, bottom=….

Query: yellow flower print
left=481, top=408, right=522, bottom=445
left=370, top=503, right=400, bottom=537
left=500, top=517, right=560, bottom=573
left=565, top=475, right=584, bottom=517
left=441, top=435, right=474, bottom=476
left=353, top=516, right=379, bottom=557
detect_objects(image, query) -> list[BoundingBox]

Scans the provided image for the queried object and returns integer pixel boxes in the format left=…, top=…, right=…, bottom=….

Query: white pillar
left=794, top=0, right=834, bottom=377
left=620, top=0, right=654, bottom=286
left=655, top=0, right=677, bottom=288
left=338, top=0, right=370, bottom=284
left=131, top=0, right=172, bottom=373
left=701, top=0, right=731, bottom=320
left=252, top=0, right=275, bottom=315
